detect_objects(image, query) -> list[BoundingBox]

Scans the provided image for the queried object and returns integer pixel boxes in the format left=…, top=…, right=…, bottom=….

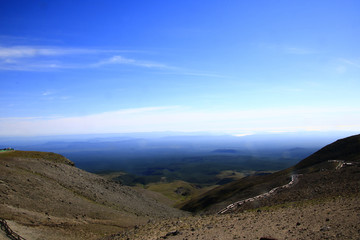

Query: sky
left=0, top=0, right=359, bottom=136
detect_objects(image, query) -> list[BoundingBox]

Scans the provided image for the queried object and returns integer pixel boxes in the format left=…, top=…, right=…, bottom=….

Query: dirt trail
left=218, top=174, right=300, bottom=214
left=0, top=218, right=27, bottom=240
left=107, top=195, right=360, bottom=240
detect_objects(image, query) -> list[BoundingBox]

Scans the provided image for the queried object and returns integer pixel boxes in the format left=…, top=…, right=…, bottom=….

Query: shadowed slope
left=180, top=134, right=360, bottom=213
left=294, top=134, right=360, bottom=171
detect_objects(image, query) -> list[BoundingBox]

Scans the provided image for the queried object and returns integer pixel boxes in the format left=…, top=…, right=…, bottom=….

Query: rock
left=320, top=226, right=330, bottom=231
left=165, top=230, right=180, bottom=237
left=175, top=187, right=190, bottom=196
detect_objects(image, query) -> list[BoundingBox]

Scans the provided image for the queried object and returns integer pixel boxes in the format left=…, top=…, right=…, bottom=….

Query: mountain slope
left=180, top=134, right=360, bottom=213
left=294, top=134, right=360, bottom=170
left=104, top=195, right=360, bottom=240
left=103, top=133, right=360, bottom=240
left=0, top=151, right=186, bottom=240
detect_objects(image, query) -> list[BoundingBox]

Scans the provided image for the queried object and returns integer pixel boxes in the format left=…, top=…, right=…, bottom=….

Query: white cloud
left=0, top=46, right=96, bottom=71
left=283, top=47, right=315, bottom=55
left=95, top=56, right=227, bottom=78
left=0, top=46, right=97, bottom=59
left=94, top=55, right=169, bottom=69
left=1, top=106, right=359, bottom=136
left=0, top=45, right=222, bottom=77
left=42, top=91, right=54, bottom=96
left=0, top=45, right=147, bottom=70
left=0, top=45, right=172, bottom=71
left=163, top=71, right=228, bottom=78
left=0, top=61, right=69, bottom=71
left=336, top=65, right=347, bottom=74
left=105, top=56, right=136, bottom=64
left=0, top=46, right=51, bottom=58
left=258, top=43, right=316, bottom=55
left=334, top=58, right=360, bottom=74
left=339, top=58, right=360, bottom=68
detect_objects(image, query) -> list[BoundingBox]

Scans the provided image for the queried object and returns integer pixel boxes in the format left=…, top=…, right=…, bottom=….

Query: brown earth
left=215, top=163, right=360, bottom=214
left=0, top=151, right=186, bottom=240
left=103, top=195, right=360, bottom=240
left=102, top=164, right=360, bottom=240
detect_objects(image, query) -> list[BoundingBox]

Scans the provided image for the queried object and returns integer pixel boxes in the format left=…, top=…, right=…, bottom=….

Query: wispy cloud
left=165, top=70, right=228, bottom=78
left=283, top=46, right=316, bottom=55
left=1, top=106, right=359, bottom=136
left=94, top=55, right=169, bottom=69
left=339, top=58, right=360, bottom=68
left=94, top=57, right=228, bottom=78
left=42, top=91, right=54, bottom=96
left=335, top=58, right=360, bottom=74
left=0, top=44, right=224, bottom=78
left=0, top=45, right=148, bottom=71
left=40, top=90, right=72, bottom=101
left=0, top=115, right=62, bottom=121
left=0, top=46, right=97, bottom=71
left=0, top=46, right=96, bottom=58
left=335, top=65, right=347, bottom=74
left=0, top=60, right=72, bottom=71
left=0, top=35, right=64, bottom=44
left=0, top=45, right=176, bottom=72
left=259, top=86, right=303, bottom=93
left=258, top=43, right=316, bottom=55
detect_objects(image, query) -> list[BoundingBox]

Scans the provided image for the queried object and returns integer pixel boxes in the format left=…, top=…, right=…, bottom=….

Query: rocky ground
left=220, top=164, right=360, bottom=214
left=0, top=151, right=186, bottom=240
left=104, top=164, right=360, bottom=240
left=1, top=143, right=360, bottom=240
left=104, top=195, right=360, bottom=240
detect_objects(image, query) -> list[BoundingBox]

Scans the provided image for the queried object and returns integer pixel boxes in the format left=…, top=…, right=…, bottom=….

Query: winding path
left=327, top=160, right=359, bottom=170
left=0, top=218, right=26, bottom=240
left=218, top=160, right=359, bottom=215
left=218, top=174, right=300, bottom=214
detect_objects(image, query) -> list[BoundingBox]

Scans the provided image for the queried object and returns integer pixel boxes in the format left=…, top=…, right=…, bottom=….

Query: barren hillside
left=0, top=151, right=186, bottom=240
left=104, top=194, right=360, bottom=240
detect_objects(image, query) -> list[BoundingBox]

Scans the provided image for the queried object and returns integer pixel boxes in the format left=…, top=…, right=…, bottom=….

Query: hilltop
left=295, top=133, right=360, bottom=170
left=0, top=151, right=186, bottom=240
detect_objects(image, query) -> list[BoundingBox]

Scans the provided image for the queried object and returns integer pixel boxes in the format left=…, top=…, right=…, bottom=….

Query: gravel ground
left=0, top=152, right=186, bottom=240
left=106, top=195, right=360, bottom=240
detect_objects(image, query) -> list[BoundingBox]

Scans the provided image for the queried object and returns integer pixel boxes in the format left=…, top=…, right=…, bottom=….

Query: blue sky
left=0, top=0, right=359, bottom=136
